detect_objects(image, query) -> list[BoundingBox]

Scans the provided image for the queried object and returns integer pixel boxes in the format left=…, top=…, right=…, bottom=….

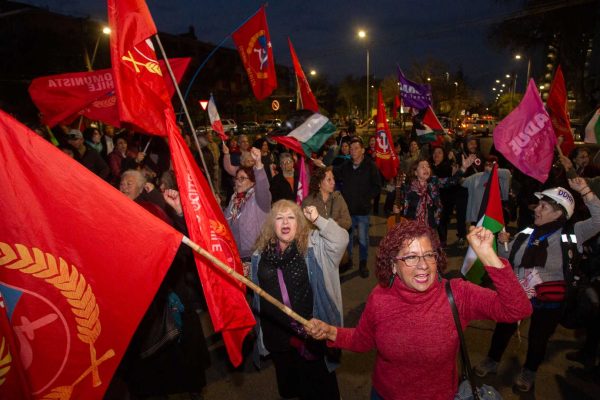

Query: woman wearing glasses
left=224, top=147, right=271, bottom=269
left=306, top=220, right=532, bottom=400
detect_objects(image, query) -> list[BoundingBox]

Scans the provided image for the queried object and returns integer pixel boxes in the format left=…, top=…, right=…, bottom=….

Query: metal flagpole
left=153, top=34, right=216, bottom=195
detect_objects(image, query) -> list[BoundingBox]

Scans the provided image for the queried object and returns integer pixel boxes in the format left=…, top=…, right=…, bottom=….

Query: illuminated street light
left=539, top=85, right=545, bottom=90
left=427, top=77, right=431, bottom=82
left=515, top=54, right=522, bottom=60
left=357, top=29, right=370, bottom=118
left=506, top=74, right=511, bottom=78
left=492, top=87, right=496, bottom=91
left=495, top=80, right=500, bottom=83
left=310, top=69, right=317, bottom=76
left=88, top=25, right=111, bottom=71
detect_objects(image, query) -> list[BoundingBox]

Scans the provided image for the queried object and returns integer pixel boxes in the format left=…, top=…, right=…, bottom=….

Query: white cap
left=534, top=187, right=575, bottom=219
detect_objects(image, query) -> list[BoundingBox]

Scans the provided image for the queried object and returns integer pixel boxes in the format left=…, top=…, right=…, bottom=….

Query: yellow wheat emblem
left=122, top=50, right=163, bottom=76
left=0, top=242, right=115, bottom=399
left=0, top=337, right=11, bottom=386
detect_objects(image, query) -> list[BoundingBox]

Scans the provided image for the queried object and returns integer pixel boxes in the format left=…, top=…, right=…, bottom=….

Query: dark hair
left=82, top=127, right=99, bottom=141
left=350, top=137, right=364, bottom=148
left=408, top=157, right=430, bottom=182
left=485, top=155, right=498, bottom=164
left=236, top=166, right=255, bottom=183
left=375, top=220, right=447, bottom=287
left=309, top=166, right=333, bottom=194
left=569, top=147, right=589, bottom=161
left=539, top=195, right=568, bottom=219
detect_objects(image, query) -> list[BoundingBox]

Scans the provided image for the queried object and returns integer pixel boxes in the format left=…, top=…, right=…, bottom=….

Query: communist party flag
left=29, top=58, right=191, bottom=129
left=374, top=89, right=399, bottom=180
left=288, top=38, right=318, bottom=112
left=108, top=0, right=174, bottom=135
left=547, top=65, right=575, bottom=156
left=165, top=112, right=255, bottom=367
left=392, top=95, right=401, bottom=119
left=232, top=6, right=277, bottom=100
left=0, top=110, right=182, bottom=399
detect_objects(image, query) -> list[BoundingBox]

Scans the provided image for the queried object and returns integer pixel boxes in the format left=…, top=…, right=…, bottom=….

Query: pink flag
left=493, top=79, right=557, bottom=183
left=296, top=157, right=309, bottom=205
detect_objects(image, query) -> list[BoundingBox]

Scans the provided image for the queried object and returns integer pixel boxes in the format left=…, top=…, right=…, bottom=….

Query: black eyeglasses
left=394, top=252, right=438, bottom=266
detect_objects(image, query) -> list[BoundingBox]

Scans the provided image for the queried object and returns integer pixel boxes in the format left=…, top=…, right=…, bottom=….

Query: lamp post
left=358, top=30, right=369, bottom=120
left=87, top=26, right=111, bottom=71
left=515, top=53, right=531, bottom=92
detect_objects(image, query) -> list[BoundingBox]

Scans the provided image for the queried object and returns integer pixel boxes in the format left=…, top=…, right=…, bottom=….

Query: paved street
left=200, top=213, right=599, bottom=400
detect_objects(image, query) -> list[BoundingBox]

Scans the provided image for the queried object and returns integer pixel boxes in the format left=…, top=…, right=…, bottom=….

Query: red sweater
left=330, top=261, right=532, bottom=400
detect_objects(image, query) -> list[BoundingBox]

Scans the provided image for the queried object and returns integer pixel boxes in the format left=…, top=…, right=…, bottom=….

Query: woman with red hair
left=306, top=220, right=531, bottom=400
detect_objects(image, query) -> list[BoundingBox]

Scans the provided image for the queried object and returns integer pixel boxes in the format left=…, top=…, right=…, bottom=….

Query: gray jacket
left=251, top=215, right=349, bottom=372
left=225, top=167, right=271, bottom=258
left=500, top=195, right=600, bottom=283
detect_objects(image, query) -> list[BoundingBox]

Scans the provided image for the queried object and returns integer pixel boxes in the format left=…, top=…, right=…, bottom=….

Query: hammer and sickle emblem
left=376, top=131, right=389, bottom=152
left=121, top=51, right=163, bottom=76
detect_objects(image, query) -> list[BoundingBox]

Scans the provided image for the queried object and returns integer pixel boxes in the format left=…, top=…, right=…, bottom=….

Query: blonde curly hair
left=254, top=200, right=310, bottom=255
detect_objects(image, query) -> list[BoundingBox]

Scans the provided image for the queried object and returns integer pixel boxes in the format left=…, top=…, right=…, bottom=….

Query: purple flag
left=493, top=79, right=557, bottom=183
left=397, top=68, right=432, bottom=110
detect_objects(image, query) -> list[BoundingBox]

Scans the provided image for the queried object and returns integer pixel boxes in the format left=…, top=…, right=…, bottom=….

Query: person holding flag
left=474, top=178, right=600, bottom=392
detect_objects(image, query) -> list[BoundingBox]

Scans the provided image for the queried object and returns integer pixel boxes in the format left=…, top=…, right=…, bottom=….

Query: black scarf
left=520, top=218, right=565, bottom=269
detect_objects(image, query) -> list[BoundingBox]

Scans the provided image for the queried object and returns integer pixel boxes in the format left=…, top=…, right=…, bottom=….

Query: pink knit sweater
left=330, top=261, right=532, bottom=400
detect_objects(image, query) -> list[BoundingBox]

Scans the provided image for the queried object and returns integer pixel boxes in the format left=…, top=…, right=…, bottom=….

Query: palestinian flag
left=415, top=106, right=444, bottom=144
left=461, top=163, right=505, bottom=284
left=584, top=108, right=600, bottom=144
left=270, top=110, right=336, bottom=158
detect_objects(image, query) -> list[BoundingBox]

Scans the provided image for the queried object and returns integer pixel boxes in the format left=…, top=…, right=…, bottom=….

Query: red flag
left=207, top=95, right=227, bottom=141
left=165, top=112, right=255, bottom=367
left=232, top=7, right=277, bottom=101
left=547, top=65, right=574, bottom=156
left=29, top=58, right=191, bottom=128
left=108, top=0, right=174, bottom=135
left=0, top=110, right=181, bottom=398
left=392, top=95, right=401, bottom=119
left=288, top=38, right=318, bottom=112
left=374, top=89, right=399, bottom=180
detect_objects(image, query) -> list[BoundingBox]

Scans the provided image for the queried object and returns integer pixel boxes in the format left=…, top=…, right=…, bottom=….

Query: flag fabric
left=232, top=6, right=277, bottom=101
left=207, top=95, right=227, bottom=141
left=392, top=95, right=401, bottom=119
left=415, top=106, right=445, bottom=144
left=584, top=108, right=600, bottom=144
left=0, top=110, right=182, bottom=399
left=397, top=68, right=432, bottom=110
left=270, top=112, right=336, bottom=158
left=461, top=163, right=505, bottom=284
left=29, top=58, right=191, bottom=128
left=546, top=65, right=575, bottom=156
left=493, top=79, right=556, bottom=183
left=296, top=157, right=309, bottom=205
left=108, top=0, right=174, bottom=135
left=288, top=38, right=318, bottom=112
left=374, top=89, right=399, bottom=180
left=165, top=112, right=255, bottom=367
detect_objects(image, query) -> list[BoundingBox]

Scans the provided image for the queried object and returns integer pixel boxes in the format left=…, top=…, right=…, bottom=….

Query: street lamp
left=309, top=69, right=317, bottom=76
left=357, top=29, right=370, bottom=120
left=515, top=53, right=531, bottom=91
left=87, top=25, right=111, bottom=71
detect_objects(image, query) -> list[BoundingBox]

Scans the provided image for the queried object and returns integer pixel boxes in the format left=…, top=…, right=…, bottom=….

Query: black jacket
left=334, top=158, right=381, bottom=215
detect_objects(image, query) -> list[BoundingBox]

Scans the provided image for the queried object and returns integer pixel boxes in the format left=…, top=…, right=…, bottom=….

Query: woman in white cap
left=474, top=177, right=600, bottom=392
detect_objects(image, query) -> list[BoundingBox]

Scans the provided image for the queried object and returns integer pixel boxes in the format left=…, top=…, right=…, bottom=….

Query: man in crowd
left=334, top=137, right=381, bottom=278
left=66, top=128, right=110, bottom=180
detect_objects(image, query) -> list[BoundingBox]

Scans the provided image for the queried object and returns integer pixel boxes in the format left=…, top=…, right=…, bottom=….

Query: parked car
left=221, top=119, right=238, bottom=134
left=464, top=119, right=496, bottom=136
left=261, top=119, right=282, bottom=131
left=241, top=121, right=260, bottom=133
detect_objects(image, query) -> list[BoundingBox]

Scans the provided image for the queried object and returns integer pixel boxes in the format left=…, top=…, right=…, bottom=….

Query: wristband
left=581, top=190, right=592, bottom=197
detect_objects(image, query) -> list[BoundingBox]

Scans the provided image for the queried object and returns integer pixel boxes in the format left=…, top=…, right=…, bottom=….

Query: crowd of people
left=32, top=119, right=600, bottom=399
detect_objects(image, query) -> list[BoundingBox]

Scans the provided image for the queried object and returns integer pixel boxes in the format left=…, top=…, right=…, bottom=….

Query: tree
left=490, top=93, right=524, bottom=118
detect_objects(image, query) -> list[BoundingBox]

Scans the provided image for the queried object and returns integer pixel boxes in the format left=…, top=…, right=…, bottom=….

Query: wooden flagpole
left=181, top=236, right=309, bottom=327
left=152, top=34, right=216, bottom=196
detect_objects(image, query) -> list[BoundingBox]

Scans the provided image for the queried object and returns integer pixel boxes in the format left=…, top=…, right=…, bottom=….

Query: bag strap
left=445, top=280, right=481, bottom=400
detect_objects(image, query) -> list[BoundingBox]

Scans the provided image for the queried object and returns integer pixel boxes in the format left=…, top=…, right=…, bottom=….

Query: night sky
left=19, top=0, right=526, bottom=99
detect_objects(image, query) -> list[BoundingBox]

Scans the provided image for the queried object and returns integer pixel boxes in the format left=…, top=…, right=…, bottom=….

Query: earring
left=388, top=273, right=396, bottom=288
